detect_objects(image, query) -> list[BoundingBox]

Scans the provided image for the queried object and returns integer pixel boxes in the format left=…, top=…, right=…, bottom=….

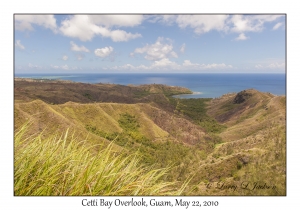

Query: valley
left=14, top=79, right=286, bottom=195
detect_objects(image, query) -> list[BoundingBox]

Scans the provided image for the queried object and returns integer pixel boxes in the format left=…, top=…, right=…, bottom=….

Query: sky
left=14, top=14, right=286, bottom=74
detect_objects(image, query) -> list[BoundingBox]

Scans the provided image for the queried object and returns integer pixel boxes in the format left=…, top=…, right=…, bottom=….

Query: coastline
left=172, top=91, right=203, bottom=99
left=14, top=73, right=286, bottom=99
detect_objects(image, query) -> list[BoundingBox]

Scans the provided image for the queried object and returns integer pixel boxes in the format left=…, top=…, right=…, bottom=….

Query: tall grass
left=14, top=125, right=186, bottom=196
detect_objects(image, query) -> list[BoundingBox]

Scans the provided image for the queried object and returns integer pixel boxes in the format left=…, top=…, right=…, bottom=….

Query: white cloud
left=89, top=15, right=143, bottom=27
left=230, top=15, right=256, bottom=33
left=15, top=40, right=25, bottom=50
left=51, top=64, right=75, bottom=70
left=111, top=59, right=180, bottom=71
left=255, top=62, right=285, bottom=69
left=204, top=63, right=233, bottom=69
left=183, top=60, right=233, bottom=69
left=152, top=58, right=180, bottom=68
left=273, top=22, right=283, bottom=30
left=267, top=62, right=285, bottom=69
left=180, top=43, right=186, bottom=53
left=61, top=65, right=69, bottom=70
left=110, top=59, right=233, bottom=71
left=230, top=15, right=282, bottom=33
left=235, top=33, right=249, bottom=41
left=60, top=15, right=98, bottom=41
left=151, top=15, right=284, bottom=38
left=109, top=30, right=141, bottom=42
left=176, top=15, right=229, bottom=34
left=62, top=55, right=68, bottom=61
left=150, top=15, right=230, bottom=34
left=15, top=15, right=57, bottom=32
left=132, top=37, right=178, bottom=61
left=111, top=63, right=142, bottom=71
left=94, top=46, right=114, bottom=57
left=70, top=41, right=90, bottom=52
left=183, top=60, right=193, bottom=66
left=59, top=15, right=142, bottom=42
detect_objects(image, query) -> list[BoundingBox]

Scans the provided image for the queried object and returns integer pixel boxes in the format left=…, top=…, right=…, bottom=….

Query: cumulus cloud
left=94, top=46, right=114, bottom=57
left=150, top=15, right=229, bottom=34
left=230, top=15, right=282, bottom=33
left=15, top=15, right=57, bottom=32
left=180, top=43, right=186, bottom=53
left=172, top=14, right=283, bottom=35
left=176, top=15, right=229, bottom=34
left=150, top=15, right=284, bottom=39
left=60, top=16, right=99, bottom=41
left=183, top=60, right=193, bottom=66
left=152, top=58, right=180, bottom=68
left=132, top=37, right=178, bottom=61
left=235, top=33, right=249, bottom=41
left=62, top=55, right=68, bottom=61
left=273, top=22, right=283, bottom=30
left=15, top=40, right=25, bottom=50
left=59, top=15, right=142, bottom=42
left=70, top=41, right=90, bottom=52
left=109, top=30, right=141, bottom=42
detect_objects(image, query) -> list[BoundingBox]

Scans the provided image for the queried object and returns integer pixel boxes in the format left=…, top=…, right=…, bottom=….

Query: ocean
left=15, top=73, right=286, bottom=98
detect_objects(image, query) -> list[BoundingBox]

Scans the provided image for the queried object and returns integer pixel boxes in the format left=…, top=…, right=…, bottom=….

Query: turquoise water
left=15, top=73, right=286, bottom=98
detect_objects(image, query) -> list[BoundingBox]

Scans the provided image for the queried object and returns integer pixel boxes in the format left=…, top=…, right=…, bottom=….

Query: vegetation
left=14, top=125, right=188, bottom=196
left=85, top=113, right=201, bottom=181
left=173, top=98, right=227, bottom=133
left=83, top=92, right=93, bottom=100
left=14, top=80, right=286, bottom=196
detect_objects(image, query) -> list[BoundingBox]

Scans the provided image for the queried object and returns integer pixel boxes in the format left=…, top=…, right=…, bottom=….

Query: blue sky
left=14, top=14, right=286, bottom=74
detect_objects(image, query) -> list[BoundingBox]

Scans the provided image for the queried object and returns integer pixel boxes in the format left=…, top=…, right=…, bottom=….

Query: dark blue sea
left=15, top=73, right=286, bottom=98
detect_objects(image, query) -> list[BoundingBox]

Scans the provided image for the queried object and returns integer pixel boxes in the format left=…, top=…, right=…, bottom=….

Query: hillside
left=14, top=80, right=286, bottom=195
left=192, top=89, right=286, bottom=195
left=14, top=78, right=191, bottom=104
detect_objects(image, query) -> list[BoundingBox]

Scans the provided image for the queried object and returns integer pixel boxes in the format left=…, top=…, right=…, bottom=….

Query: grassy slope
left=14, top=79, right=192, bottom=104
left=14, top=125, right=188, bottom=196
left=14, top=99, right=214, bottom=183
left=189, top=89, right=286, bottom=195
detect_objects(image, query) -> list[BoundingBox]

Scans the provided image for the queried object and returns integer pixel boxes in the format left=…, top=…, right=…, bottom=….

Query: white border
left=2, top=1, right=298, bottom=209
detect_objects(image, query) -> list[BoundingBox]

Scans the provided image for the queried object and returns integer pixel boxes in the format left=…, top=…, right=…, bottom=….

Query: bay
left=15, top=73, right=286, bottom=98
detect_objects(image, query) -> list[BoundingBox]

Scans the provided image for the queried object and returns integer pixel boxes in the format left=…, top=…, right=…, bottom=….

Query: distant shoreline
left=15, top=73, right=286, bottom=99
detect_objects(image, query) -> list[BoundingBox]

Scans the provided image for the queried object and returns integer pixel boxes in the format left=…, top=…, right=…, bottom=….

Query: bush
left=236, top=161, right=243, bottom=170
